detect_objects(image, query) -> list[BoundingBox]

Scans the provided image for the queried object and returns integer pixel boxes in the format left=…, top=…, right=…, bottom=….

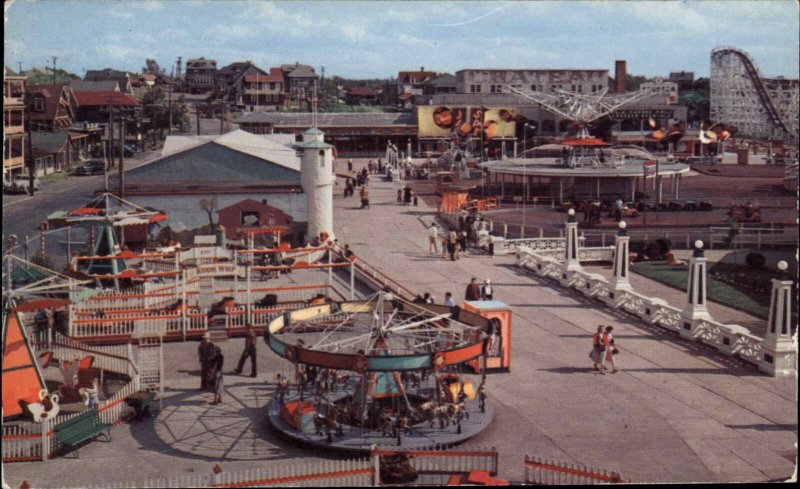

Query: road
left=2, top=97, right=239, bottom=257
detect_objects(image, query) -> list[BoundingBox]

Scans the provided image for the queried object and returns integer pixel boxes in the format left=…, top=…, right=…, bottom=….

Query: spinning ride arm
left=504, top=85, right=660, bottom=124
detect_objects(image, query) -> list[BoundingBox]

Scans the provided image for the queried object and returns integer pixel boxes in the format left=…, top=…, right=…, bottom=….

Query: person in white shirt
left=443, top=292, right=455, bottom=307
left=428, top=223, right=439, bottom=254
left=481, top=279, right=494, bottom=300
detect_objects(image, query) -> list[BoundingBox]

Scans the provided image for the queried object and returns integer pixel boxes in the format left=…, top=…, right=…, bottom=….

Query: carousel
left=264, top=292, right=495, bottom=451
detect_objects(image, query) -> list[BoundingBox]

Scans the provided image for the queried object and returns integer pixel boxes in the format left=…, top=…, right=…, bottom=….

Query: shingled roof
left=235, top=112, right=416, bottom=127
left=72, top=91, right=139, bottom=107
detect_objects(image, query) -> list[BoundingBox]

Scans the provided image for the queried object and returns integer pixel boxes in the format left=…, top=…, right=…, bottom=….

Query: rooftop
left=235, top=111, right=416, bottom=127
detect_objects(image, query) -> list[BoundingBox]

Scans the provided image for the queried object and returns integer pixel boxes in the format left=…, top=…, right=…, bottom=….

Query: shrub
left=655, top=238, right=672, bottom=256
left=745, top=252, right=766, bottom=269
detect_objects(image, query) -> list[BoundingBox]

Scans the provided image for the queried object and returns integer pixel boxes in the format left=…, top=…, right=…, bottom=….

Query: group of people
left=397, top=186, right=417, bottom=206
left=197, top=323, right=263, bottom=405
left=590, top=325, right=618, bottom=374
left=464, top=277, right=494, bottom=301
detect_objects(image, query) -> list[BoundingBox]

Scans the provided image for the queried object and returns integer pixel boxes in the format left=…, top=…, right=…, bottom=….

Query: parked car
left=72, top=160, right=106, bottom=176
left=4, top=175, right=41, bottom=193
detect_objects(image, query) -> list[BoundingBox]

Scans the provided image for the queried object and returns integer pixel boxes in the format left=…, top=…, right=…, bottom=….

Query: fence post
left=503, top=224, right=508, bottom=238
left=350, top=263, right=355, bottom=300
left=371, top=445, right=380, bottom=486
left=41, top=417, right=51, bottom=460
left=521, top=226, right=525, bottom=239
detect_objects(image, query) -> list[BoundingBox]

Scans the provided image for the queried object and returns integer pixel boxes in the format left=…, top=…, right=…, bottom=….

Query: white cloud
left=95, top=44, right=139, bottom=62
left=138, top=1, right=165, bottom=12
left=108, top=11, right=134, bottom=19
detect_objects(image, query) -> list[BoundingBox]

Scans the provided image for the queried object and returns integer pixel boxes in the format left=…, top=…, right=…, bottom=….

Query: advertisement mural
left=418, top=106, right=518, bottom=139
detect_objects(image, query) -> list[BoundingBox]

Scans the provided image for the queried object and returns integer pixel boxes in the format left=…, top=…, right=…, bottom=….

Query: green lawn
left=41, top=171, right=69, bottom=182
left=630, top=261, right=774, bottom=319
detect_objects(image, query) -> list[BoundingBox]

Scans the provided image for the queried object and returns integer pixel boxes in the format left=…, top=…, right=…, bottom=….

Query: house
left=4, top=66, right=27, bottom=178
left=72, top=91, right=142, bottom=149
left=281, top=63, right=319, bottom=105
left=70, top=80, right=121, bottom=92
left=26, top=84, right=75, bottom=131
left=30, top=131, right=79, bottom=175
left=84, top=68, right=133, bottom=93
left=237, top=67, right=287, bottom=110
left=119, top=130, right=308, bottom=238
left=185, top=57, right=217, bottom=94
left=421, top=73, right=457, bottom=95
left=345, top=86, right=381, bottom=106
left=398, top=68, right=437, bottom=95
left=216, top=198, right=294, bottom=239
left=216, top=61, right=266, bottom=101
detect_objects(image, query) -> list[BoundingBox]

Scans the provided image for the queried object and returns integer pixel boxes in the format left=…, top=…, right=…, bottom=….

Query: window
left=490, top=84, right=501, bottom=93
left=33, top=96, right=45, bottom=112
left=469, top=84, right=482, bottom=93
left=241, top=211, right=260, bottom=226
left=319, top=150, right=325, bottom=166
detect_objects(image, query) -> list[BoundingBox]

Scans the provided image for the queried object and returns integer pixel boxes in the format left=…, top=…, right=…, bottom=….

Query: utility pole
left=107, top=105, right=116, bottom=170
left=118, top=117, right=125, bottom=198
left=321, top=66, right=325, bottom=104
left=168, top=67, right=174, bottom=135
left=196, top=105, right=201, bottom=135
left=220, top=103, right=224, bottom=134
left=23, top=97, right=36, bottom=196
left=51, top=56, right=58, bottom=84
left=152, top=103, right=158, bottom=146
left=17, top=62, right=23, bottom=74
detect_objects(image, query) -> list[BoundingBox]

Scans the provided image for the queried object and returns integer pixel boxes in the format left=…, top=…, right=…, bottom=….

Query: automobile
left=4, top=175, right=41, bottom=193
left=72, top=160, right=106, bottom=176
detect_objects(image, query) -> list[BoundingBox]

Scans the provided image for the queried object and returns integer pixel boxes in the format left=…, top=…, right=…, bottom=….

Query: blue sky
left=5, top=0, right=799, bottom=79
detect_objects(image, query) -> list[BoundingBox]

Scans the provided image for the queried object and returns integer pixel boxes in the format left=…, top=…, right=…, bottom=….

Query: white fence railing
left=4, top=333, right=140, bottom=462
left=514, top=247, right=770, bottom=371
left=524, top=455, right=626, bottom=484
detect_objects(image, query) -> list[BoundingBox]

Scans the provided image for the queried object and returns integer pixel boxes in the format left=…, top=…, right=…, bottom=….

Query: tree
left=199, top=198, right=218, bottom=230
left=679, top=77, right=710, bottom=123
left=140, top=86, right=189, bottom=140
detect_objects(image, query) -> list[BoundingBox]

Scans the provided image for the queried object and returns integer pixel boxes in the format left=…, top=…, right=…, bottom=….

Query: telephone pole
left=51, top=56, right=57, bottom=84
left=321, top=66, right=325, bottom=104
left=118, top=117, right=125, bottom=198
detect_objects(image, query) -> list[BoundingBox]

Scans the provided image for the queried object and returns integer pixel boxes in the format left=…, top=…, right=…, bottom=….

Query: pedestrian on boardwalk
left=210, top=345, right=224, bottom=404
left=360, top=185, right=370, bottom=209
left=233, top=323, right=258, bottom=377
left=447, top=229, right=458, bottom=261
left=465, top=278, right=481, bottom=301
left=441, top=235, right=449, bottom=259
left=601, top=326, right=618, bottom=373
left=428, top=222, right=439, bottom=254
left=397, top=189, right=403, bottom=205
left=480, top=279, right=494, bottom=300
left=458, top=231, right=468, bottom=256
left=403, top=186, right=412, bottom=206
left=347, top=159, right=353, bottom=172
left=589, top=325, right=605, bottom=372
left=84, top=378, right=100, bottom=410
left=443, top=292, right=456, bottom=307
left=198, top=333, right=216, bottom=390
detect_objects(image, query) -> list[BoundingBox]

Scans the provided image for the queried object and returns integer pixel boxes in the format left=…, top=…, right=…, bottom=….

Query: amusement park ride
left=266, top=291, right=497, bottom=450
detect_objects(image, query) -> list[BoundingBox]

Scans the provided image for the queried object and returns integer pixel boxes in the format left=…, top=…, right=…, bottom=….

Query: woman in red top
left=602, top=326, right=618, bottom=373
left=591, top=325, right=605, bottom=372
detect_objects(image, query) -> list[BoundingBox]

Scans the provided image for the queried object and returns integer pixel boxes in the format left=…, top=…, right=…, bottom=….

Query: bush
left=629, top=240, right=648, bottom=260
left=655, top=238, right=672, bottom=256
left=645, top=241, right=664, bottom=260
left=745, top=252, right=766, bottom=269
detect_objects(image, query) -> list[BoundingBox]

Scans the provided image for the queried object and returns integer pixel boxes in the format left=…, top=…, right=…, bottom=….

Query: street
left=2, top=97, right=239, bottom=256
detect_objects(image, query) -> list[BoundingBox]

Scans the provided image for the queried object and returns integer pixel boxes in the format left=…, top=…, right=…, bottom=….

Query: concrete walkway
left=333, top=161, right=797, bottom=483
left=3, top=160, right=795, bottom=488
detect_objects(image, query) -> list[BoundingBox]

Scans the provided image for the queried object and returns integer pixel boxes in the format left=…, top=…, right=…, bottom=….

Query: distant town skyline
left=5, top=0, right=799, bottom=80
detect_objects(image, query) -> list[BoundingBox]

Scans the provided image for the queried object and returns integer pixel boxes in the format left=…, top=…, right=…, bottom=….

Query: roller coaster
left=711, top=46, right=798, bottom=142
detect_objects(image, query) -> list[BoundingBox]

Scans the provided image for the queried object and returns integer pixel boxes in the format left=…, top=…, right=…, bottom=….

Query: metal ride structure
left=711, top=47, right=797, bottom=143
left=265, top=291, right=495, bottom=451
left=56, top=192, right=166, bottom=282
left=504, top=84, right=663, bottom=166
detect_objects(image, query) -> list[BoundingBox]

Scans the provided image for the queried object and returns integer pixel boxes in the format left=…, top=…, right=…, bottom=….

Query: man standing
left=480, top=279, right=494, bottom=300
left=428, top=223, right=439, bottom=254
left=198, top=333, right=216, bottom=390
left=465, top=278, right=481, bottom=301
left=233, top=323, right=258, bottom=377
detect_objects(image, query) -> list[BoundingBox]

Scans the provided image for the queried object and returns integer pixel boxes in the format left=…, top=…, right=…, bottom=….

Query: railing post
left=246, top=267, right=252, bottom=325
left=760, top=261, right=795, bottom=376
left=350, top=262, right=355, bottom=300
left=503, top=224, right=508, bottom=238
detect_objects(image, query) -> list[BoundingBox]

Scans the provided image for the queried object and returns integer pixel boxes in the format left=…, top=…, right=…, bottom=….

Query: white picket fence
left=41, top=459, right=373, bottom=488
left=4, top=333, right=140, bottom=462
left=515, top=248, right=766, bottom=368
left=371, top=446, right=500, bottom=486
left=524, top=455, right=626, bottom=484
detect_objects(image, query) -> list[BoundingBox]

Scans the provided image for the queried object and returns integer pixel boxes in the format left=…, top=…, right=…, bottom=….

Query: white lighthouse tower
left=299, top=127, right=335, bottom=241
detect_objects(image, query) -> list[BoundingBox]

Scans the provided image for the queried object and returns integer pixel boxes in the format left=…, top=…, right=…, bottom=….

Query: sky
left=4, top=0, right=799, bottom=80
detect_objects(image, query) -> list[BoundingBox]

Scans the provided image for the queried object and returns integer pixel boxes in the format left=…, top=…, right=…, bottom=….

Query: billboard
left=418, top=106, right=517, bottom=139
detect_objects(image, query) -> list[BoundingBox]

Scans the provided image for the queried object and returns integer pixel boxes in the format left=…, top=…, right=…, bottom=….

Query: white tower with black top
left=299, top=127, right=335, bottom=241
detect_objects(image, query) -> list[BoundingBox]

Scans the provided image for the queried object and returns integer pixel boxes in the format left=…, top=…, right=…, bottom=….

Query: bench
left=54, top=409, right=112, bottom=458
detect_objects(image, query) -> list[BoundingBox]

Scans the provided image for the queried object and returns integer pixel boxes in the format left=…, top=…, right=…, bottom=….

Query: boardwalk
left=334, top=160, right=797, bottom=483
left=2, top=160, right=796, bottom=488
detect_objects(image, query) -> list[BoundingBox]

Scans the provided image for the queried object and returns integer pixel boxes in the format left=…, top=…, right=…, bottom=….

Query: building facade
left=27, top=84, right=75, bottom=131
left=84, top=68, right=133, bottom=93
left=455, top=69, right=609, bottom=95
left=4, top=66, right=27, bottom=179
left=185, top=57, right=218, bottom=94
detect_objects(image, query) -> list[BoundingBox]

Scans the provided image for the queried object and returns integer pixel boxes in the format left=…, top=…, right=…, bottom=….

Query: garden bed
left=629, top=260, right=793, bottom=320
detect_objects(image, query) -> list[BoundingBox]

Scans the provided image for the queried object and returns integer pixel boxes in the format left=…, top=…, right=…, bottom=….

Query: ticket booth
left=463, top=300, right=512, bottom=372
